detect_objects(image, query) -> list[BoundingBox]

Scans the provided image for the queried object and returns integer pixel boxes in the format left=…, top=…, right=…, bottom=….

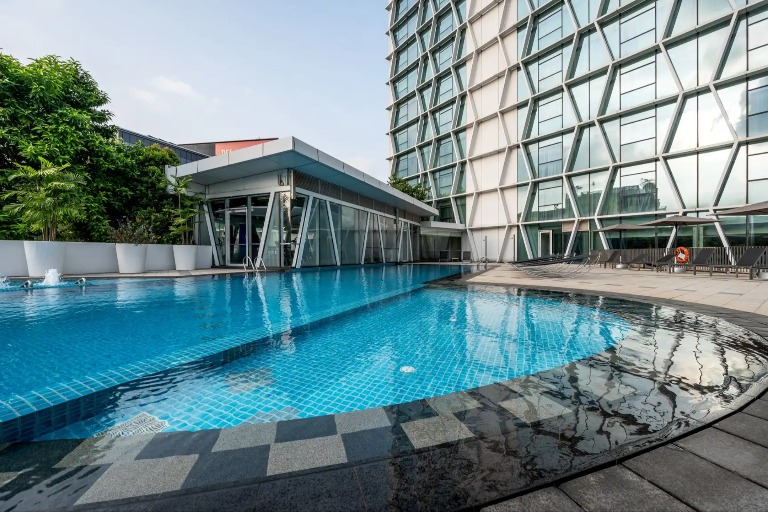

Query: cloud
left=149, top=76, right=201, bottom=99
left=129, top=88, right=158, bottom=105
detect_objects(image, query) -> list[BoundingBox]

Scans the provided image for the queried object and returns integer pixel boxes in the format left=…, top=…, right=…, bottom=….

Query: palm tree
left=2, top=158, right=86, bottom=241
left=167, top=175, right=201, bottom=245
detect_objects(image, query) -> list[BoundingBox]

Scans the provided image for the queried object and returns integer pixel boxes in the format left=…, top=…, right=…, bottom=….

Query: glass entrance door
left=228, top=198, right=248, bottom=265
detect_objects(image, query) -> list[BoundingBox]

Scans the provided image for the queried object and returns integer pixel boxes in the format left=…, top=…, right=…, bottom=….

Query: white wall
left=0, top=241, right=213, bottom=276
left=145, top=245, right=175, bottom=271
left=65, top=242, right=119, bottom=274
left=0, top=241, right=28, bottom=277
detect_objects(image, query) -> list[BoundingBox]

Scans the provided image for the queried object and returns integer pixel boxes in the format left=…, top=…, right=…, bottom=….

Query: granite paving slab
left=266, top=435, right=347, bottom=476
left=715, top=412, right=768, bottom=449
left=400, top=414, right=475, bottom=449
left=211, top=422, right=277, bottom=452
left=623, top=445, right=768, bottom=511
left=559, top=465, right=694, bottom=512
left=481, top=487, right=584, bottom=512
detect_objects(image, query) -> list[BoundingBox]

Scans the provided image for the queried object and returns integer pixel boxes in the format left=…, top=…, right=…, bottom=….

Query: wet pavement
left=1, top=280, right=768, bottom=511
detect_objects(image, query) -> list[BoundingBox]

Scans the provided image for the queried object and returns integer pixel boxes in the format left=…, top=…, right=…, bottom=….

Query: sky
left=0, top=0, right=392, bottom=180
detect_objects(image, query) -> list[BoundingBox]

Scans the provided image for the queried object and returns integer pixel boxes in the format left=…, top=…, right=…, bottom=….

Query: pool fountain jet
left=0, top=274, right=10, bottom=290
left=41, top=269, right=61, bottom=287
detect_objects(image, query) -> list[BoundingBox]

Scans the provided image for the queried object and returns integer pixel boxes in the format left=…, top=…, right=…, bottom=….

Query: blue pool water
left=0, top=265, right=630, bottom=440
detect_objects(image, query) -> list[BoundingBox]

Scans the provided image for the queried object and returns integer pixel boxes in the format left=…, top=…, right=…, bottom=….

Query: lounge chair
left=438, top=250, right=449, bottom=262
left=513, top=254, right=593, bottom=278
left=707, top=247, right=766, bottom=279
left=601, top=250, right=620, bottom=268
left=650, top=253, right=676, bottom=272
left=461, top=251, right=472, bottom=262
left=627, top=252, right=649, bottom=270
left=689, top=248, right=715, bottom=275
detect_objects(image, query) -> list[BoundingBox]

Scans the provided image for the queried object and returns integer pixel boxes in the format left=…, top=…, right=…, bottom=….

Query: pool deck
left=472, top=265, right=768, bottom=512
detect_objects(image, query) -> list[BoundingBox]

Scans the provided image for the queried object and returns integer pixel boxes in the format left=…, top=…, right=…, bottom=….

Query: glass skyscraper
left=387, top=0, right=768, bottom=261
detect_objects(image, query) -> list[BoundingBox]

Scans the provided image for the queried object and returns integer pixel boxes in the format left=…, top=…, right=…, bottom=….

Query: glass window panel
left=657, top=166, right=679, bottom=212
left=602, top=19, right=620, bottom=59
left=395, top=151, right=418, bottom=177
left=435, top=11, right=454, bottom=42
left=435, top=137, right=455, bottom=166
left=655, top=52, right=679, bottom=98
left=435, top=74, right=454, bottom=104
left=721, top=19, right=747, bottom=79
left=667, top=154, right=698, bottom=208
left=456, top=164, right=466, bottom=193
left=671, top=0, right=697, bottom=36
left=718, top=147, right=746, bottom=206
left=620, top=5, right=655, bottom=43
left=602, top=119, right=620, bottom=160
left=570, top=80, right=589, bottom=121
left=698, top=92, right=732, bottom=146
left=749, top=151, right=768, bottom=180
left=698, top=149, right=729, bottom=207
left=698, top=0, right=733, bottom=24
left=518, top=150, right=530, bottom=182
left=517, top=185, right=529, bottom=221
left=668, top=38, right=698, bottom=89
left=698, top=24, right=729, bottom=85
left=433, top=167, right=455, bottom=197
left=601, top=169, right=621, bottom=215
left=620, top=115, right=656, bottom=144
left=395, top=41, right=418, bottom=74
left=619, top=168, right=656, bottom=213
left=656, top=102, right=676, bottom=152
left=670, top=96, right=699, bottom=151
left=748, top=85, right=768, bottom=115
left=749, top=46, right=768, bottom=70
left=571, top=173, right=591, bottom=214
left=748, top=179, right=768, bottom=202
left=588, top=170, right=610, bottom=215
left=749, top=112, right=768, bottom=135
left=456, top=130, right=467, bottom=158
left=589, top=73, right=606, bottom=118
left=394, top=12, right=418, bottom=46
left=419, top=144, right=432, bottom=170
left=716, top=81, right=747, bottom=138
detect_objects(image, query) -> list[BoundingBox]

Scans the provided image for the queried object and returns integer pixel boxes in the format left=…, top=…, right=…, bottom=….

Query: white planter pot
left=173, top=245, right=197, bottom=271
left=23, top=241, right=67, bottom=278
left=115, top=244, right=148, bottom=274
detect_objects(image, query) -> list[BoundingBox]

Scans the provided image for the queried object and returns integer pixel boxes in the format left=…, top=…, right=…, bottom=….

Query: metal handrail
left=253, top=257, right=267, bottom=273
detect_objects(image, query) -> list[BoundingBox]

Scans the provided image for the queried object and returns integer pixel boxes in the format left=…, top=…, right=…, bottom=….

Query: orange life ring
left=674, top=246, right=690, bottom=264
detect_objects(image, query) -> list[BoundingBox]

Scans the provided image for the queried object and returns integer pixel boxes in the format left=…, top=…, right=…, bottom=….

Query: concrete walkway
left=473, top=265, right=768, bottom=512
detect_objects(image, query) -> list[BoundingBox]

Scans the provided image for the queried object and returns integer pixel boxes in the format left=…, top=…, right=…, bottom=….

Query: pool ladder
left=243, top=256, right=267, bottom=274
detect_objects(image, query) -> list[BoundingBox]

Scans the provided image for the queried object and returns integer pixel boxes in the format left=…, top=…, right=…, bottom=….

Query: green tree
left=0, top=53, right=182, bottom=241
left=388, top=175, right=430, bottom=202
left=167, top=175, right=202, bottom=245
left=2, top=158, right=86, bottom=241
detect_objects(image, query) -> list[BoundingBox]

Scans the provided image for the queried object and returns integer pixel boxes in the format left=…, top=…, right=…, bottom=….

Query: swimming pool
left=0, top=265, right=629, bottom=441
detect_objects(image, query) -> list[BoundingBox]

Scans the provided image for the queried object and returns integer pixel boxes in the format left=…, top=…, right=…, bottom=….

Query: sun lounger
left=651, top=253, right=675, bottom=272
left=626, top=252, right=649, bottom=270
left=601, top=250, right=620, bottom=268
left=689, top=248, right=715, bottom=275
left=706, top=247, right=766, bottom=279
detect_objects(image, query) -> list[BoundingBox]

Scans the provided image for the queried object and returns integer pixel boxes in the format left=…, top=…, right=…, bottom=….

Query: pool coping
left=2, top=272, right=768, bottom=511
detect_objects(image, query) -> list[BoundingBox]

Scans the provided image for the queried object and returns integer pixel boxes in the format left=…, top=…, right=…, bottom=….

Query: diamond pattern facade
left=387, top=0, right=768, bottom=260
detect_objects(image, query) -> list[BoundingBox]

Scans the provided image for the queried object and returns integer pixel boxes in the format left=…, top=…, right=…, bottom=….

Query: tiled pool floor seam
left=0, top=284, right=438, bottom=442
left=3, top=284, right=768, bottom=511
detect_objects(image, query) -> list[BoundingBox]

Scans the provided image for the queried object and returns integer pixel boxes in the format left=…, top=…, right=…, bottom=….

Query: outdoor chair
left=689, top=248, right=715, bottom=275
left=627, top=252, right=649, bottom=270
left=461, top=251, right=472, bottom=262
left=650, top=253, right=675, bottom=272
left=513, top=254, right=593, bottom=278
left=706, top=247, right=766, bottom=279
left=601, top=250, right=620, bottom=268
left=438, top=250, right=449, bottom=262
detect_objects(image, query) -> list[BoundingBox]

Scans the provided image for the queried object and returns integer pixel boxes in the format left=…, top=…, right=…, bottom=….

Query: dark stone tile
left=744, top=399, right=768, bottom=421
left=481, top=487, right=583, bottom=512
left=559, top=465, right=693, bottom=512
left=274, top=415, right=336, bottom=443
left=0, top=439, right=82, bottom=472
left=623, top=445, right=768, bottom=511
left=0, top=464, right=109, bottom=511
left=452, top=402, right=516, bottom=438
left=357, top=435, right=524, bottom=512
left=135, top=430, right=219, bottom=459
left=715, top=412, right=768, bottom=449
left=182, top=445, right=270, bottom=489
left=253, top=466, right=364, bottom=511
left=475, top=383, right=518, bottom=405
left=382, top=399, right=437, bottom=425
left=341, top=425, right=413, bottom=463
left=59, top=496, right=157, bottom=511
left=151, top=483, right=260, bottom=512
left=675, top=428, right=768, bottom=487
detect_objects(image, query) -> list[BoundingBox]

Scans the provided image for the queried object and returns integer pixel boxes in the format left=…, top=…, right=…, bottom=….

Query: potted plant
left=2, top=158, right=85, bottom=277
left=168, top=175, right=202, bottom=271
left=110, top=218, right=156, bottom=274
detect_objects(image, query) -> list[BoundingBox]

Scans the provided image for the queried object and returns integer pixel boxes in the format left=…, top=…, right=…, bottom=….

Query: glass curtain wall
left=301, top=198, right=337, bottom=267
